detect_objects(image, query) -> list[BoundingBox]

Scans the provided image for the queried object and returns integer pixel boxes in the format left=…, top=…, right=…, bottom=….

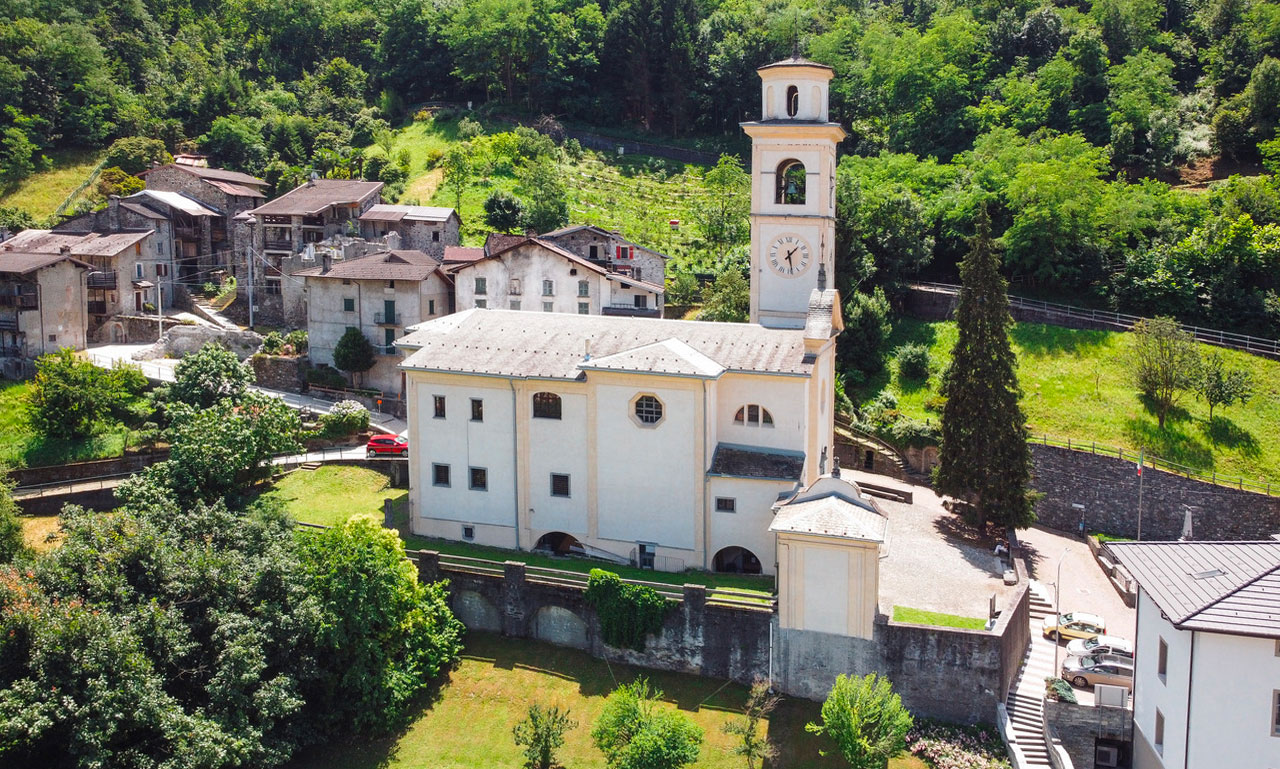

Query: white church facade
left=399, top=58, right=886, bottom=636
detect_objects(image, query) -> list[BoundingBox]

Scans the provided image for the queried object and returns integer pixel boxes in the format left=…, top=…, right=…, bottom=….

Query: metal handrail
left=910, top=281, right=1280, bottom=358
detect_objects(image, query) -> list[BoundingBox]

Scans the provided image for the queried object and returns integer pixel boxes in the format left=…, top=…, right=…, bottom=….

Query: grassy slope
left=0, top=149, right=103, bottom=218
left=288, top=631, right=926, bottom=769
left=377, top=117, right=719, bottom=270
left=272, top=465, right=774, bottom=593
left=0, top=381, right=134, bottom=468
left=871, top=319, right=1280, bottom=482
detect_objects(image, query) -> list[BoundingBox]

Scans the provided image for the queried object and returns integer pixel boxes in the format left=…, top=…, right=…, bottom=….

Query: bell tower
left=742, top=58, right=846, bottom=329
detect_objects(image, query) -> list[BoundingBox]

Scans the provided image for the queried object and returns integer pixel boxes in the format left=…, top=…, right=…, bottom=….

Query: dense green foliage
left=333, top=327, right=377, bottom=380
left=319, top=399, right=371, bottom=438
left=1130, top=316, right=1201, bottom=428
left=28, top=350, right=148, bottom=439
left=936, top=212, right=1036, bottom=530
left=698, top=268, right=750, bottom=323
left=584, top=569, right=670, bottom=651
left=171, top=342, right=256, bottom=408
left=0, top=471, right=25, bottom=564
left=512, top=703, right=577, bottom=769
left=591, top=679, right=703, bottom=769
left=806, top=674, right=914, bottom=769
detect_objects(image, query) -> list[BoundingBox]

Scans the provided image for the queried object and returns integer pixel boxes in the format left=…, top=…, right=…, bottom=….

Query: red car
left=365, top=434, right=408, bottom=458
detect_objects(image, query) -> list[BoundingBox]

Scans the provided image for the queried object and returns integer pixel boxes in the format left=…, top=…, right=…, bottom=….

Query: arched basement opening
left=535, top=531, right=584, bottom=557
left=713, top=546, right=762, bottom=575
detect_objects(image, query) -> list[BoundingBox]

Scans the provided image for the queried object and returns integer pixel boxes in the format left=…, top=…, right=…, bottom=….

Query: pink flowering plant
left=904, top=719, right=1011, bottom=769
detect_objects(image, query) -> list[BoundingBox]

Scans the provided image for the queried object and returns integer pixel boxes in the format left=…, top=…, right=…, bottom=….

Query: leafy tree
left=666, top=271, right=699, bottom=306
left=806, top=674, right=913, bottom=769
left=171, top=343, right=256, bottom=408
left=0, top=470, right=26, bottom=564
left=836, top=288, right=893, bottom=383
left=200, top=115, right=268, bottom=173
left=333, top=327, right=377, bottom=385
left=103, top=136, right=171, bottom=174
left=0, top=125, right=37, bottom=184
left=936, top=209, right=1036, bottom=530
left=697, top=267, right=749, bottom=323
left=0, top=206, right=36, bottom=233
left=97, top=166, right=145, bottom=197
left=28, top=350, right=145, bottom=439
left=442, top=142, right=473, bottom=209
left=513, top=704, right=577, bottom=769
left=1196, top=352, right=1254, bottom=421
left=519, top=155, right=569, bottom=233
left=484, top=189, right=526, bottom=232
left=721, top=678, right=779, bottom=769
left=297, top=519, right=464, bottom=733
left=1131, top=316, right=1200, bottom=428
left=592, top=678, right=702, bottom=769
left=695, top=154, right=750, bottom=259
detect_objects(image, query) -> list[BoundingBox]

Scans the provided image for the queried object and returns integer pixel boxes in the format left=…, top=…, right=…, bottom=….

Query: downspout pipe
left=509, top=379, right=521, bottom=551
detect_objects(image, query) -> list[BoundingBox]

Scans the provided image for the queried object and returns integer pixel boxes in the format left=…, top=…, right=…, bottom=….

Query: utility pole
left=247, top=245, right=255, bottom=329
left=1136, top=449, right=1144, bottom=542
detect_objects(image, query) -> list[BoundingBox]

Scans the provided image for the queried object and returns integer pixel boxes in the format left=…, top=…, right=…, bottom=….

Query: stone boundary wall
left=1031, top=444, right=1280, bottom=541
left=17, top=487, right=118, bottom=515
left=1044, top=698, right=1132, bottom=769
left=418, top=552, right=1031, bottom=723
left=10, top=452, right=169, bottom=488
left=250, top=354, right=306, bottom=392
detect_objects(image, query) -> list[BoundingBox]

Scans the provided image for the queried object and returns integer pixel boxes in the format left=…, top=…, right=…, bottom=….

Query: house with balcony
left=0, top=249, right=92, bottom=374
left=1, top=226, right=167, bottom=340
left=539, top=224, right=669, bottom=289
left=358, top=204, right=460, bottom=259
left=295, top=249, right=452, bottom=398
left=243, top=178, right=384, bottom=326
left=454, top=235, right=664, bottom=317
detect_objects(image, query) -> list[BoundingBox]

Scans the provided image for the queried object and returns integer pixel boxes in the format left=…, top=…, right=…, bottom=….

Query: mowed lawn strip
left=892, top=606, right=988, bottom=631
left=273, top=465, right=775, bottom=594
left=873, top=319, right=1280, bottom=483
left=287, top=631, right=925, bottom=769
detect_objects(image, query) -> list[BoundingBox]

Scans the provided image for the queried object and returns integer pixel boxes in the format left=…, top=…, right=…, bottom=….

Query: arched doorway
left=713, top=546, right=762, bottom=575
left=535, top=531, right=584, bottom=557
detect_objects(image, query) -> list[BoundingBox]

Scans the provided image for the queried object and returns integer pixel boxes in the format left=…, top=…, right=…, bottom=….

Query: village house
left=1108, top=541, right=1280, bottom=769
left=139, top=163, right=268, bottom=280
left=243, top=178, right=384, bottom=326
left=0, top=249, right=91, bottom=375
left=539, top=224, right=668, bottom=288
left=452, top=235, right=665, bottom=317
left=296, top=249, right=452, bottom=398
left=357, top=204, right=461, bottom=259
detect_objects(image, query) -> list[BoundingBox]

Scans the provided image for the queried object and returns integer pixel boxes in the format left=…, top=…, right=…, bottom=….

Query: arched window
left=775, top=160, right=806, bottom=205
left=532, top=392, right=562, bottom=419
left=733, top=404, right=774, bottom=427
left=786, top=85, right=799, bottom=117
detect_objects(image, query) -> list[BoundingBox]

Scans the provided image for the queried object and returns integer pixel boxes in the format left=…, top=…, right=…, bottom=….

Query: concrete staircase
left=1002, top=580, right=1057, bottom=767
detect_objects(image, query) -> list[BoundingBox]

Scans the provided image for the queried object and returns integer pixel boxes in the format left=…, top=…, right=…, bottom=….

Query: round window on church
left=632, top=394, right=664, bottom=426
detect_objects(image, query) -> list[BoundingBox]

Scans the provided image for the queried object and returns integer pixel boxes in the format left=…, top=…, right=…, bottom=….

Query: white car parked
left=1066, top=634, right=1134, bottom=660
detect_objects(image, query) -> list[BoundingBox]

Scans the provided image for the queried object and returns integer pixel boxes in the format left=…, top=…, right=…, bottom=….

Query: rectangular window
left=471, top=398, right=483, bottom=422
left=578, top=302, right=589, bottom=315
left=550, top=473, right=570, bottom=497
left=1154, top=710, right=1165, bottom=754
left=475, top=299, right=487, bottom=308
left=509, top=300, right=520, bottom=310
left=386, top=280, right=395, bottom=289
left=474, top=277, right=487, bottom=295
left=542, top=302, right=554, bottom=312
left=617, top=245, right=631, bottom=260
left=748, top=404, right=760, bottom=425
left=633, top=295, right=647, bottom=309
left=1157, top=638, right=1168, bottom=681
left=135, top=263, right=144, bottom=278
left=578, top=280, right=589, bottom=297
left=342, top=279, right=351, bottom=285
left=509, top=278, right=521, bottom=295
left=532, top=392, right=561, bottom=419
left=469, top=467, right=488, bottom=491
left=715, top=497, right=736, bottom=513
left=433, top=395, right=446, bottom=419
left=1273, top=690, right=1280, bottom=737
left=265, top=279, right=282, bottom=296
left=343, top=297, right=355, bottom=312
left=542, top=279, right=554, bottom=296
left=432, top=464, right=450, bottom=487
left=428, top=299, right=436, bottom=315
left=462, top=524, right=474, bottom=540
left=156, top=263, right=168, bottom=277
left=433, top=230, right=441, bottom=242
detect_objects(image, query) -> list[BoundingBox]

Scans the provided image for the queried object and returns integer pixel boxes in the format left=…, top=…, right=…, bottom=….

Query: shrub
left=202, top=281, right=219, bottom=298
left=904, top=719, right=1011, bottom=769
left=584, top=570, right=670, bottom=651
left=592, top=679, right=702, bottom=769
left=513, top=704, right=576, bottom=769
left=320, top=400, right=370, bottom=438
left=807, top=673, right=913, bottom=769
left=1045, top=677, right=1078, bottom=704
left=458, top=116, right=484, bottom=139
left=895, top=343, right=931, bottom=381
left=260, top=331, right=286, bottom=355
left=171, top=343, right=255, bottom=408
left=306, top=364, right=347, bottom=389
left=103, top=136, right=170, bottom=174
left=285, top=329, right=308, bottom=355
left=97, top=166, right=145, bottom=197
left=923, top=394, right=948, bottom=413
left=29, top=350, right=146, bottom=438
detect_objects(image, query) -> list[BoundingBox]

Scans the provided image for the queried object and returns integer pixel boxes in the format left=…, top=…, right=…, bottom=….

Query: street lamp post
left=1053, top=546, right=1070, bottom=678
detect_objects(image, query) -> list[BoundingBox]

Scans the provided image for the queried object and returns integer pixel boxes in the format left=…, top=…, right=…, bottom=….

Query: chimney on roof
left=831, top=455, right=840, bottom=478
left=321, top=250, right=331, bottom=275
left=584, top=340, right=591, bottom=362
left=107, top=195, right=121, bottom=231
left=385, top=231, right=401, bottom=251
left=59, top=245, right=71, bottom=255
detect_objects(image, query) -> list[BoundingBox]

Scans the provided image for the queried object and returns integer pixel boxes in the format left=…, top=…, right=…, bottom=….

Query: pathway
left=1003, top=579, right=1056, bottom=768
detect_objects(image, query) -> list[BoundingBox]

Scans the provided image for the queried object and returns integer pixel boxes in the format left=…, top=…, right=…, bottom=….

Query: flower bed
left=905, top=720, right=1011, bottom=769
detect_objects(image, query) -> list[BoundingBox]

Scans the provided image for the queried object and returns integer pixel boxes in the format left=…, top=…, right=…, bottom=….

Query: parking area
left=1018, top=524, right=1136, bottom=640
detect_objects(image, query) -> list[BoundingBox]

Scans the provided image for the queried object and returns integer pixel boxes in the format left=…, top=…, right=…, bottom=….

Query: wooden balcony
left=87, top=271, right=117, bottom=289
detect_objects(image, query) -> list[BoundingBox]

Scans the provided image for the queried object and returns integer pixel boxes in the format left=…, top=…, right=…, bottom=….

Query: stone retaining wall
left=250, top=354, right=306, bottom=392
left=10, top=452, right=168, bottom=487
left=1044, top=699, right=1132, bottom=769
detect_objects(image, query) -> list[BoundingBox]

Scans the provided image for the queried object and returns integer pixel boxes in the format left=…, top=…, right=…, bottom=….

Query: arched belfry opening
left=775, top=159, right=806, bottom=204
left=786, top=85, right=799, bottom=117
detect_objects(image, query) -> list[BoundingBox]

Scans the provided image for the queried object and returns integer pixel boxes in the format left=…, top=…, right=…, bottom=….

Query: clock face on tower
left=767, top=234, right=812, bottom=277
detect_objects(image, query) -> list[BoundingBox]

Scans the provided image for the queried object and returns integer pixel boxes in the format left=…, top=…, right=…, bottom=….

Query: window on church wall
left=775, top=160, right=806, bottom=205
left=733, top=404, right=774, bottom=427
left=786, top=85, right=799, bottom=117
left=533, top=392, right=562, bottom=419
left=632, top=394, right=663, bottom=426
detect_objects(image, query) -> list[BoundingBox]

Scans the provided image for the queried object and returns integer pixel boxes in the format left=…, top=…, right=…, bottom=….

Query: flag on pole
left=1137, top=449, right=1143, bottom=477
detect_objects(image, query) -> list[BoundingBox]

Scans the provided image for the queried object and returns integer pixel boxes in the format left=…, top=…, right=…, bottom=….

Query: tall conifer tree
left=936, top=207, right=1035, bottom=530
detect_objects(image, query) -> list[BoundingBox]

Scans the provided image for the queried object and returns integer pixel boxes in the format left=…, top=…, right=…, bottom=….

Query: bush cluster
left=319, top=400, right=370, bottom=438
left=584, top=570, right=670, bottom=651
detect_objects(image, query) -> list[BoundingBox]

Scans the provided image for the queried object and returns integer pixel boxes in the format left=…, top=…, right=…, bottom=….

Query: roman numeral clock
left=741, top=57, right=847, bottom=329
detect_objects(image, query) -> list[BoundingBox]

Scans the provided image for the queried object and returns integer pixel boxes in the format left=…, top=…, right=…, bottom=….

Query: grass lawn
left=892, top=606, right=988, bottom=631
left=869, top=318, right=1280, bottom=484
left=0, top=381, right=137, bottom=469
left=375, top=115, right=721, bottom=271
left=19, top=513, right=63, bottom=552
left=270, top=464, right=774, bottom=594
left=0, top=149, right=103, bottom=218
left=287, top=631, right=924, bottom=769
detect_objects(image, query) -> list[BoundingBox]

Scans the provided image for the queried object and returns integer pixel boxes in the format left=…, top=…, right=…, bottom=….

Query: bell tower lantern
left=742, top=58, right=846, bottom=329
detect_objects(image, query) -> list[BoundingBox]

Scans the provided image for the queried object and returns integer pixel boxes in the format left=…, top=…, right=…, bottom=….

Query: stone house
left=357, top=204, right=460, bottom=259
left=453, top=236, right=664, bottom=317
left=243, top=178, right=384, bottom=326
left=295, top=249, right=452, bottom=398
left=0, top=249, right=91, bottom=373
left=539, top=224, right=669, bottom=289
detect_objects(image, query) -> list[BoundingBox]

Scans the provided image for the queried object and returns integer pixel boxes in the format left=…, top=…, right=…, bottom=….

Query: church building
left=399, top=58, right=884, bottom=620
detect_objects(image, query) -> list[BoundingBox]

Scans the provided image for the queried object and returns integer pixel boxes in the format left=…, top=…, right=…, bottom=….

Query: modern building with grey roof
left=1106, top=541, right=1280, bottom=769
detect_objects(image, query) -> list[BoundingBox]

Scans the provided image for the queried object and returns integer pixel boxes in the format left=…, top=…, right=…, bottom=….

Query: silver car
left=1066, top=634, right=1134, bottom=660
left=1062, top=655, right=1134, bottom=690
